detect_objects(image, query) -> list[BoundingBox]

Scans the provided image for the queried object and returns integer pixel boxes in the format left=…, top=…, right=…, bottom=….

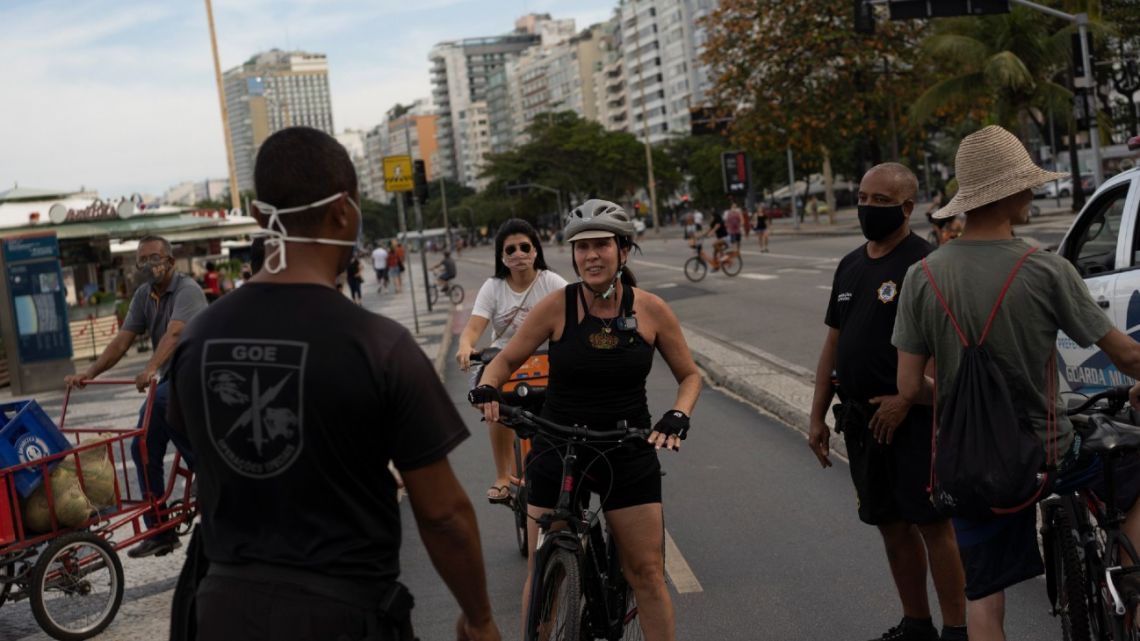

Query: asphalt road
left=397, top=346, right=1060, bottom=640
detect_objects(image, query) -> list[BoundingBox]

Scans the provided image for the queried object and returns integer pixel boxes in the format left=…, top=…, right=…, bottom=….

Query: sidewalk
left=1, top=274, right=455, bottom=641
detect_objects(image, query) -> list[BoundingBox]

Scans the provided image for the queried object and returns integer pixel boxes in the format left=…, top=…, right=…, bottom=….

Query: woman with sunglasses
left=471, top=200, right=701, bottom=640
left=456, top=218, right=567, bottom=505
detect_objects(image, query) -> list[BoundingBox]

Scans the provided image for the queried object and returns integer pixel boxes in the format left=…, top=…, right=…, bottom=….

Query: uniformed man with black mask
left=807, top=163, right=967, bottom=641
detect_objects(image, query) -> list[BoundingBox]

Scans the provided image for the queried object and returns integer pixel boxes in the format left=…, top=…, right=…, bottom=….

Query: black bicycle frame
left=526, top=443, right=630, bottom=641
left=1043, top=451, right=1140, bottom=635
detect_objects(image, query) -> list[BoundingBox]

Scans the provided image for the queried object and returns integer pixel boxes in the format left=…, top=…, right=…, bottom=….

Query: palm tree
left=909, top=6, right=1075, bottom=137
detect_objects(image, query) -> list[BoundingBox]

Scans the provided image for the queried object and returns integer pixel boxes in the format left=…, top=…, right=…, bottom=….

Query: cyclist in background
left=432, top=250, right=458, bottom=293
left=456, top=219, right=567, bottom=505
left=471, top=199, right=701, bottom=640
left=704, top=207, right=728, bottom=256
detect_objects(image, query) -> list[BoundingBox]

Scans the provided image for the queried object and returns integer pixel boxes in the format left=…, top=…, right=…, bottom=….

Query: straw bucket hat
left=933, top=125, right=1068, bottom=219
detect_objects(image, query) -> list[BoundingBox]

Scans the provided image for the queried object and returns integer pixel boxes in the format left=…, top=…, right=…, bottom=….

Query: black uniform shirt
left=825, top=233, right=932, bottom=401
left=167, top=283, right=468, bottom=582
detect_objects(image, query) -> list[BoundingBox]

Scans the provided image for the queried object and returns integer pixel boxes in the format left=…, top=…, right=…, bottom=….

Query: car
left=762, top=202, right=789, bottom=219
left=1056, top=165, right=1140, bottom=393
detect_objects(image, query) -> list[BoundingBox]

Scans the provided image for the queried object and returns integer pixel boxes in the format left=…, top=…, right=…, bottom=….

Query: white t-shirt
left=371, top=247, right=389, bottom=270
left=472, top=270, right=568, bottom=348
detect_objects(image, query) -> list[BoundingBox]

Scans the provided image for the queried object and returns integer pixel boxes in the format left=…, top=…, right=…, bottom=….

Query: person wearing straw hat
left=892, top=125, right=1140, bottom=640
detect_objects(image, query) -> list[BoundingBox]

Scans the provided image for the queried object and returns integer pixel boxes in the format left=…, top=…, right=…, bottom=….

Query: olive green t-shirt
left=891, top=239, right=1113, bottom=452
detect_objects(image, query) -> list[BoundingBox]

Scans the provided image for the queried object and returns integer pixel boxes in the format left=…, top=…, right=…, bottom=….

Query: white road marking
left=777, top=267, right=821, bottom=274
left=633, top=259, right=685, bottom=272
left=739, top=250, right=840, bottom=262
left=817, top=285, right=832, bottom=291
left=664, top=528, right=703, bottom=593
left=740, top=274, right=778, bottom=281
left=655, top=282, right=678, bottom=289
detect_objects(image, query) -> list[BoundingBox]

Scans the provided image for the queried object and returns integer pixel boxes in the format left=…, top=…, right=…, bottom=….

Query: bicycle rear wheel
left=528, top=548, right=583, bottom=641
left=683, top=257, right=707, bottom=283
left=1047, top=507, right=1094, bottom=641
left=448, top=283, right=465, bottom=305
left=721, top=252, right=742, bottom=276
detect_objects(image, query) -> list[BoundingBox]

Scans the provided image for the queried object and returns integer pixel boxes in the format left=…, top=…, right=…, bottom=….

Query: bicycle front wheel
left=527, top=547, right=583, bottom=641
left=721, top=252, right=742, bottom=276
left=448, top=284, right=465, bottom=305
left=683, top=256, right=707, bottom=282
left=1047, top=507, right=1094, bottom=641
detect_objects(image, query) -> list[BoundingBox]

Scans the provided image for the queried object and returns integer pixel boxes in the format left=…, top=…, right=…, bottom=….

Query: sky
left=0, top=0, right=618, bottom=199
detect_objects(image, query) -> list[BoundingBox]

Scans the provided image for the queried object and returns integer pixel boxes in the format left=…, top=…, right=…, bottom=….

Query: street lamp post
left=1008, top=0, right=1103, bottom=188
left=628, top=5, right=661, bottom=235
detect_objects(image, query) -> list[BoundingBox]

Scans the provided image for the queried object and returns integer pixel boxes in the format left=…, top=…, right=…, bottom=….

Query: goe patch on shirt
left=201, top=339, right=308, bottom=478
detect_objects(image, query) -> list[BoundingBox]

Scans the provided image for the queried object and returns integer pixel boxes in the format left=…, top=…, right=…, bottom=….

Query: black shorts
left=953, top=447, right=1140, bottom=600
left=526, top=437, right=661, bottom=511
left=838, top=402, right=940, bottom=526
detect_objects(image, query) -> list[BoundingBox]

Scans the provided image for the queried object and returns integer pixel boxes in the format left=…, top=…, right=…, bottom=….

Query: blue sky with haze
left=0, top=0, right=617, bottom=198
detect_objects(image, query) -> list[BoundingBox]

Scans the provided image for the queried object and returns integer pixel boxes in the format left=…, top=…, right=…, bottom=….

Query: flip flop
left=486, top=485, right=511, bottom=505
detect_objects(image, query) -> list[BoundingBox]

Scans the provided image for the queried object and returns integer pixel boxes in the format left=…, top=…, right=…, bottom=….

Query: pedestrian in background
left=893, top=125, right=1140, bottom=641
left=387, top=240, right=404, bottom=293
left=723, top=200, right=746, bottom=247
left=808, top=163, right=966, bottom=641
left=933, top=215, right=965, bottom=247
left=371, top=242, right=389, bottom=293
left=753, top=205, right=770, bottom=253
left=347, top=254, right=364, bottom=305
left=167, top=126, right=500, bottom=641
left=455, top=218, right=567, bottom=505
left=65, top=234, right=208, bottom=559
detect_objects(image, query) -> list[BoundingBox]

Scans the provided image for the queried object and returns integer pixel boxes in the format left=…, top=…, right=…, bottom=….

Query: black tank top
left=542, top=283, right=655, bottom=430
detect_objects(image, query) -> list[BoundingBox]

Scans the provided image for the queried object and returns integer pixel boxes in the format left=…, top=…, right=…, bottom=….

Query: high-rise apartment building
left=360, top=100, right=439, bottom=203
left=223, top=49, right=334, bottom=192
left=429, top=19, right=549, bottom=187
left=620, top=0, right=715, bottom=144
left=513, top=22, right=604, bottom=140
left=594, top=14, right=630, bottom=133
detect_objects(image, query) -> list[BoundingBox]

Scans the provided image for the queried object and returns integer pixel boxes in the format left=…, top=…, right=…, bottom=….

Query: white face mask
left=252, top=192, right=362, bottom=274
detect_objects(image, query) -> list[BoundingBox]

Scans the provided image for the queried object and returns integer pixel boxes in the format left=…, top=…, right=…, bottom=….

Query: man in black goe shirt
left=807, top=163, right=967, bottom=641
left=167, top=127, right=500, bottom=641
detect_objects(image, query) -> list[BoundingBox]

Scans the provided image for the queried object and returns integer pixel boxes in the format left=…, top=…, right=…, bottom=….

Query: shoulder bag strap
left=978, top=246, right=1039, bottom=346
left=921, top=258, right=970, bottom=348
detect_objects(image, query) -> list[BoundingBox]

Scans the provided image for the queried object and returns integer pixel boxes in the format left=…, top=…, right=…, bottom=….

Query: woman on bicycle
left=457, top=219, right=567, bottom=505
left=471, top=200, right=701, bottom=640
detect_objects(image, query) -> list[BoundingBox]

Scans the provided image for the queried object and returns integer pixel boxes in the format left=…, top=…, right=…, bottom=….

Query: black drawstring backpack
left=922, top=246, right=1058, bottom=519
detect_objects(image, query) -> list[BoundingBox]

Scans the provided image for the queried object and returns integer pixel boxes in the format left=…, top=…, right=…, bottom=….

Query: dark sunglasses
left=504, top=242, right=533, bottom=256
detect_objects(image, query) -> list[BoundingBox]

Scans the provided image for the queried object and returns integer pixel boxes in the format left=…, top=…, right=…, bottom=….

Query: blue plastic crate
left=0, top=400, right=71, bottom=497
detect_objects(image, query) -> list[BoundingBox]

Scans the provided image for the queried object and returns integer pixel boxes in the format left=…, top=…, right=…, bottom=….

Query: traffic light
left=413, top=160, right=428, bottom=205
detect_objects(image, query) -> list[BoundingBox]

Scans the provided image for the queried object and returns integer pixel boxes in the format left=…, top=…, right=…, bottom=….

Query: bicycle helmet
left=564, top=199, right=636, bottom=243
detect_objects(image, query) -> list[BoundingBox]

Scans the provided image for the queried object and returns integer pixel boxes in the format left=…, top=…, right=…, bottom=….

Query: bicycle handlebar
left=1066, top=384, right=1133, bottom=417
left=497, top=403, right=649, bottom=443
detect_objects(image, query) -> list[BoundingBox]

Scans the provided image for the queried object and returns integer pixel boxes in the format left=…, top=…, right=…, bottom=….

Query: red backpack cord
left=979, top=247, right=1039, bottom=346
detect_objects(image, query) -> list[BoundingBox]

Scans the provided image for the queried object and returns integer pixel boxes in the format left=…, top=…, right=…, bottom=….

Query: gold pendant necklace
left=584, top=285, right=620, bottom=350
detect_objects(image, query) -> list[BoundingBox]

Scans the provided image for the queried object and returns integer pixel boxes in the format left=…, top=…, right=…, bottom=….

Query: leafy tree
left=702, top=0, right=928, bottom=212
left=478, top=111, right=668, bottom=220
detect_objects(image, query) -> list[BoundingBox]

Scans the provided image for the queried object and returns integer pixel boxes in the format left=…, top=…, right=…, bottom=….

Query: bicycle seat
left=1079, top=414, right=1140, bottom=454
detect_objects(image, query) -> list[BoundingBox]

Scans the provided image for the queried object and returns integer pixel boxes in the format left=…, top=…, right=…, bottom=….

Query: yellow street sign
left=383, top=155, right=413, bottom=192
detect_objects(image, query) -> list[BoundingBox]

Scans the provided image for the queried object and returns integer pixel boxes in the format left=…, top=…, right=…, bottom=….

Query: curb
left=683, top=324, right=849, bottom=461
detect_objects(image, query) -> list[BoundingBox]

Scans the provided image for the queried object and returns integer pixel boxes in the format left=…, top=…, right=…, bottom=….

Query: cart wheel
left=30, top=531, right=124, bottom=641
left=0, top=554, right=14, bottom=610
